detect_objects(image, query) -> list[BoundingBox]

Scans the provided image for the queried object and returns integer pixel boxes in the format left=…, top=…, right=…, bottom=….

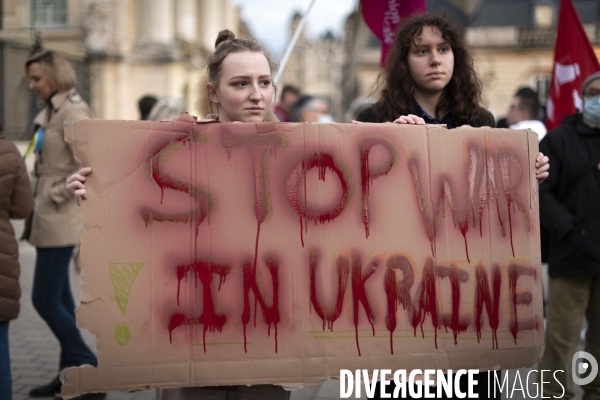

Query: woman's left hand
left=536, top=152, right=549, bottom=184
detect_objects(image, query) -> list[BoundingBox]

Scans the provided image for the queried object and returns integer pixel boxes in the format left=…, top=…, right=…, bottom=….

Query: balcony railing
left=518, top=27, right=557, bottom=48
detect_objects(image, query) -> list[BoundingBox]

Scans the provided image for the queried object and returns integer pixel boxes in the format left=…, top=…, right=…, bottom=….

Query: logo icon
left=572, top=351, right=598, bottom=385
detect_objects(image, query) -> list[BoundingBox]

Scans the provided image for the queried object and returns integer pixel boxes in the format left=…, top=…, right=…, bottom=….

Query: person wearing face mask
left=291, top=95, right=333, bottom=123
left=537, top=71, right=600, bottom=399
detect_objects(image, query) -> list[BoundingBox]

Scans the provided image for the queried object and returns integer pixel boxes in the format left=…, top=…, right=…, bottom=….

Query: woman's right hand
left=393, top=114, right=425, bottom=125
left=67, top=167, right=92, bottom=205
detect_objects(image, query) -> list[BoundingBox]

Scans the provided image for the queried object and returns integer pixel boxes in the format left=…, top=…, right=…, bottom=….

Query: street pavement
left=7, top=157, right=583, bottom=400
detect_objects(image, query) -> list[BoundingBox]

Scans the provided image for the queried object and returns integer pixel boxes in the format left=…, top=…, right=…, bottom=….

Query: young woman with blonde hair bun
left=68, top=29, right=289, bottom=400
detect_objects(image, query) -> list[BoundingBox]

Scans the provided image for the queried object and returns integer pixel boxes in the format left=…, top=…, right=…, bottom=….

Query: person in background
left=506, top=87, right=549, bottom=318
left=537, top=71, right=600, bottom=399
left=346, top=96, right=375, bottom=122
left=0, top=133, right=34, bottom=400
left=138, top=95, right=158, bottom=120
left=23, top=50, right=102, bottom=399
left=291, top=95, right=333, bottom=123
left=273, top=84, right=300, bottom=122
left=147, top=96, right=186, bottom=121
left=67, top=29, right=289, bottom=400
left=507, top=87, right=547, bottom=141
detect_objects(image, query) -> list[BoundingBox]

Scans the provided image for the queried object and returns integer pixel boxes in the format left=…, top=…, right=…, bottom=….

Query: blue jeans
left=32, top=246, right=97, bottom=371
left=0, top=321, right=11, bottom=400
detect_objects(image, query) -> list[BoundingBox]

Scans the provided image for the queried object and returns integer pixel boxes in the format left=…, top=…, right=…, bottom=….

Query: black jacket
left=539, top=113, right=600, bottom=277
left=356, top=105, right=494, bottom=128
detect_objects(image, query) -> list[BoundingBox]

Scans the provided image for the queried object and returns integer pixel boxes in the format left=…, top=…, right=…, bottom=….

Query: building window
left=31, top=0, right=67, bottom=28
left=529, top=72, right=551, bottom=106
left=534, top=4, right=553, bottom=27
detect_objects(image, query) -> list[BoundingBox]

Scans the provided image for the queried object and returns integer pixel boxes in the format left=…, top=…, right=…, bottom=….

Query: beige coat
left=0, top=136, right=34, bottom=321
left=27, top=89, right=92, bottom=247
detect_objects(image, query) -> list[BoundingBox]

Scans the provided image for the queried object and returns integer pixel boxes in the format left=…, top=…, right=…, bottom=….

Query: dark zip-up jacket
left=539, top=113, right=600, bottom=276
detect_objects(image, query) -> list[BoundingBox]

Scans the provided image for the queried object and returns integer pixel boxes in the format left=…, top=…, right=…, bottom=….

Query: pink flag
left=360, top=0, right=427, bottom=67
left=546, top=0, right=600, bottom=130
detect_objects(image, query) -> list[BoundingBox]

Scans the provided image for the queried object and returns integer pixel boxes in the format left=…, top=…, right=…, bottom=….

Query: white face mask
left=317, top=114, right=334, bottom=123
left=583, top=94, right=600, bottom=124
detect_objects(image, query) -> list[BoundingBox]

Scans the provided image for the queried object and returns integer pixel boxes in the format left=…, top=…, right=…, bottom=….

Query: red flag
left=546, top=0, right=600, bottom=130
left=360, top=0, right=427, bottom=67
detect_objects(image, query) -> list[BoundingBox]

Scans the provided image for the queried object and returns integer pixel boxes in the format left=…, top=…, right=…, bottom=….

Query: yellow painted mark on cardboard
left=114, top=323, right=131, bottom=345
left=109, top=262, right=145, bottom=316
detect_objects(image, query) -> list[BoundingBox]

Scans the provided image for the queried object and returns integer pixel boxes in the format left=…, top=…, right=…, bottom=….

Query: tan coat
left=0, top=136, right=34, bottom=322
left=27, top=89, right=92, bottom=247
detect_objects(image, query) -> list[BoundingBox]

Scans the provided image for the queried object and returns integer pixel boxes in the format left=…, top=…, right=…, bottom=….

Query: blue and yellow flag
left=23, top=128, right=44, bottom=160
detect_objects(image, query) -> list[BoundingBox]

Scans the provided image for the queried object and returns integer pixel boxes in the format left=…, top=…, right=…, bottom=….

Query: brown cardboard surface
left=61, top=116, right=543, bottom=397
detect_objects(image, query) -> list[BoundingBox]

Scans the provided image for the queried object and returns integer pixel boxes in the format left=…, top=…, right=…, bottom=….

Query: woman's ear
left=207, top=82, right=219, bottom=104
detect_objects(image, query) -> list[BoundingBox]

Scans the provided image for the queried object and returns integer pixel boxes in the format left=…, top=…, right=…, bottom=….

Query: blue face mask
left=583, top=94, right=600, bottom=127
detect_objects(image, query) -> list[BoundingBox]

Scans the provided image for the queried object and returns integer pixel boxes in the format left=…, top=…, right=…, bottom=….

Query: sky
left=233, top=0, right=358, bottom=58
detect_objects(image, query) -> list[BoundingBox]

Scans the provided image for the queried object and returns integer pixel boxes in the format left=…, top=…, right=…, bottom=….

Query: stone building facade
left=0, top=0, right=247, bottom=140
left=277, top=12, right=346, bottom=121
left=466, top=0, right=600, bottom=119
left=341, top=9, right=382, bottom=115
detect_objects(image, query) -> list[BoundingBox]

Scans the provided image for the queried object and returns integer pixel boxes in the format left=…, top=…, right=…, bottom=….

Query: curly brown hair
left=372, top=14, right=493, bottom=127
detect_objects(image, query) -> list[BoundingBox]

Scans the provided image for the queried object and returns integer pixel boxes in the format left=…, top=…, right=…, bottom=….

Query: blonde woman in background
left=24, top=50, right=102, bottom=399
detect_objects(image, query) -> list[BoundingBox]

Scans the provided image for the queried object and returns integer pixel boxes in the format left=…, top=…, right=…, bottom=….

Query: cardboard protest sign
left=61, top=115, right=543, bottom=396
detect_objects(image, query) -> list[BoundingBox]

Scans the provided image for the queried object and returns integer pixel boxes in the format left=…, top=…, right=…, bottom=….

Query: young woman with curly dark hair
left=358, top=14, right=492, bottom=127
left=357, top=14, right=550, bottom=183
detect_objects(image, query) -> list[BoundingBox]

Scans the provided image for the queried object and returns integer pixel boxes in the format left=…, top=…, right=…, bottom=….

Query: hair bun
left=215, top=29, right=236, bottom=49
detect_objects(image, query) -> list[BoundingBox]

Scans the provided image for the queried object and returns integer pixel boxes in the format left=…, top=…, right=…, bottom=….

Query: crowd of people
left=1, top=10, right=598, bottom=400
